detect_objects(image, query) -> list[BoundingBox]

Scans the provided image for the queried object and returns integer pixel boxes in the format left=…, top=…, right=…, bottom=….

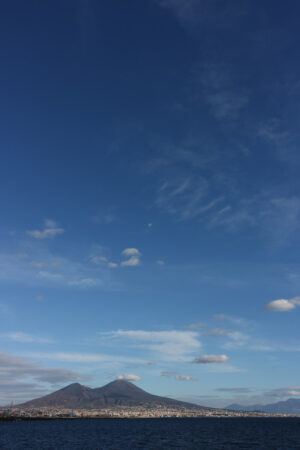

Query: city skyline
left=1, top=0, right=300, bottom=409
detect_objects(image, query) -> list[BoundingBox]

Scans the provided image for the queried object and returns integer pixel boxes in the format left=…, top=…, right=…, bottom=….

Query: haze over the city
left=1, top=0, right=300, bottom=409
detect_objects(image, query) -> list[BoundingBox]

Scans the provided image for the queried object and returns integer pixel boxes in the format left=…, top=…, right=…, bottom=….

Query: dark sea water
left=1, top=418, right=300, bottom=449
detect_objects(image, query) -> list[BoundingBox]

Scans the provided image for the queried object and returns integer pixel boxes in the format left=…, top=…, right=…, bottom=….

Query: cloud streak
left=1, top=332, right=54, bottom=344
left=102, top=329, right=202, bottom=361
left=26, top=220, right=64, bottom=240
left=193, top=354, right=229, bottom=364
left=0, top=351, right=83, bottom=404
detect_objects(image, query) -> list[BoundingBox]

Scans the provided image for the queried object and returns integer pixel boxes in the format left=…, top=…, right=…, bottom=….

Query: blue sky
left=1, top=0, right=300, bottom=408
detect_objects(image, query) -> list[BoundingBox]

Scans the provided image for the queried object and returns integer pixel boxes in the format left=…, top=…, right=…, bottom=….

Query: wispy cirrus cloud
left=215, top=387, right=251, bottom=393
left=194, top=61, right=249, bottom=121
left=147, top=142, right=300, bottom=244
left=157, top=0, right=247, bottom=31
left=26, top=220, right=64, bottom=240
left=1, top=332, right=54, bottom=344
left=160, top=371, right=197, bottom=381
left=0, top=243, right=109, bottom=290
left=102, top=329, right=202, bottom=361
left=189, top=322, right=206, bottom=329
left=21, top=351, right=147, bottom=366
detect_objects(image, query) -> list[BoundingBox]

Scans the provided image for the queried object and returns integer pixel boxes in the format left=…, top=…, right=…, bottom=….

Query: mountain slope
left=226, top=398, right=300, bottom=414
left=18, top=380, right=202, bottom=410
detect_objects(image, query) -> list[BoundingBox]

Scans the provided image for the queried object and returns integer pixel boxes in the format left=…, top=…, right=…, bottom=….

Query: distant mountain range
left=226, top=398, right=300, bottom=414
left=18, top=380, right=204, bottom=410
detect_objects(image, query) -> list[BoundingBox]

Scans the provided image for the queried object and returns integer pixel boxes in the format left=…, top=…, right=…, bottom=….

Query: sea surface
left=1, top=417, right=300, bottom=449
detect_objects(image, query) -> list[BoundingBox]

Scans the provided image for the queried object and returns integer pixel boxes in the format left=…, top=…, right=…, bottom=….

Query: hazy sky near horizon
left=1, top=0, right=300, bottom=408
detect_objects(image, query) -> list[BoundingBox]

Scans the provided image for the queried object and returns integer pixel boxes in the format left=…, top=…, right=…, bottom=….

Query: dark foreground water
left=1, top=418, right=300, bottom=449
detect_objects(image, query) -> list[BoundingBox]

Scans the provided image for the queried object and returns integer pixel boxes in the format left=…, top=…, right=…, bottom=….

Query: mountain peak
left=18, top=379, right=200, bottom=410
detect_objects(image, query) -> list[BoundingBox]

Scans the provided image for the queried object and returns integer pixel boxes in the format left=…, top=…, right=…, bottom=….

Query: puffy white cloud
left=122, top=248, right=141, bottom=256
left=121, top=256, right=140, bottom=267
left=193, top=354, right=229, bottom=364
left=265, top=297, right=300, bottom=312
left=117, top=374, right=141, bottom=381
left=107, top=262, right=118, bottom=268
left=121, top=248, right=142, bottom=267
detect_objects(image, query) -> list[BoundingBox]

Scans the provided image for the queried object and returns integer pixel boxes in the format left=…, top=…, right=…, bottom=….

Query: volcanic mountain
left=18, top=380, right=203, bottom=410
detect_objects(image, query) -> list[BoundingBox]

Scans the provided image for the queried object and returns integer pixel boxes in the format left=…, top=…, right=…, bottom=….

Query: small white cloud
left=27, top=228, right=64, bottom=239
left=213, top=314, right=227, bottom=320
left=175, top=374, right=197, bottom=381
left=117, top=374, right=141, bottom=381
left=156, top=259, right=165, bottom=265
left=122, top=248, right=141, bottom=256
left=189, top=322, right=206, bottom=329
left=121, top=256, right=140, bottom=267
left=90, top=256, right=108, bottom=264
left=38, top=271, right=63, bottom=281
left=193, top=355, right=229, bottom=364
left=44, top=219, right=57, bottom=228
left=92, top=212, right=116, bottom=225
left=107, top=262, right=118, bottom=268
left=265, top=297, right=300, bottom=312
left=287, top=390, right=300, bottom=396
left=68, top=278, right=102, bottom=288
left=161, top=371, right=177, bottom=377
left=148, top=223, right=153, bottom=228
left=30, top=261, right=60, bottom=268
left=26, top=220, right=64, bottom=239
left=201, top=328, right=232, bottom=336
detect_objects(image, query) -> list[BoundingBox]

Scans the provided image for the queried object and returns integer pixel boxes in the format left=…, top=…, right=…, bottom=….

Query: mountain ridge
left=18, top=380, right=205, bottom=410
left=226, top=397, right=300, bottom=414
